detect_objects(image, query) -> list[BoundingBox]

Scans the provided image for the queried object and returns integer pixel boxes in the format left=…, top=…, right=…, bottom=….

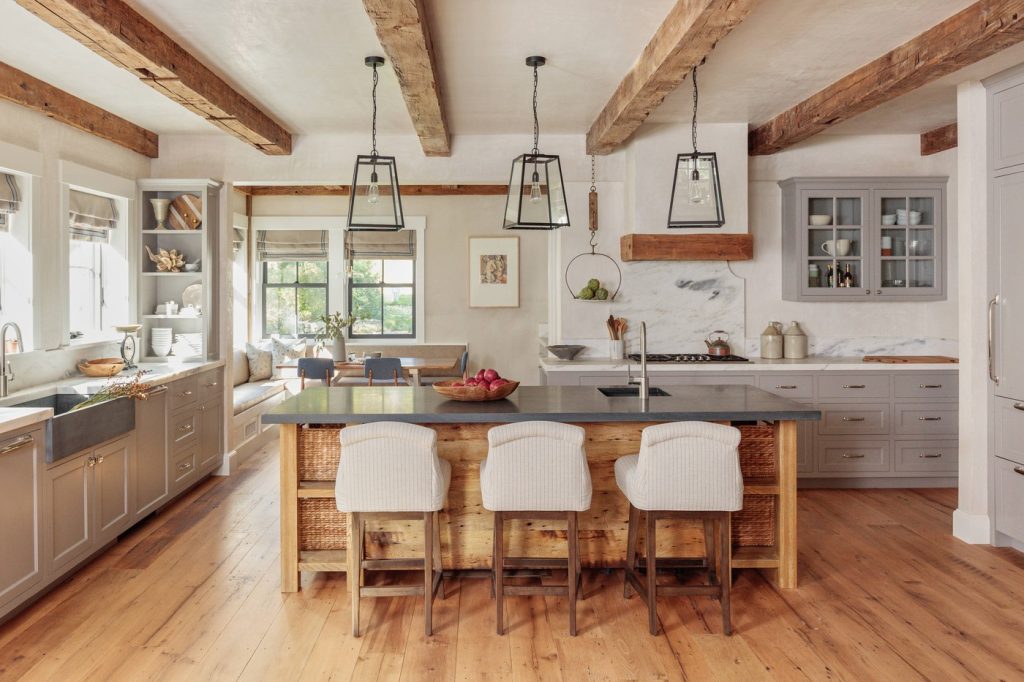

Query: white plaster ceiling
left=3, top=0, right=1024, bottom=142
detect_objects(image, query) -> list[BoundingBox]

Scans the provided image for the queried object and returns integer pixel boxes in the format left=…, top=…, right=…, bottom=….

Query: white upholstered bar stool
left=481, top=422, right=592, bottom=636
left=335, top=422, right=451, bottom=637
left=615, top=422, right=744, bottom=636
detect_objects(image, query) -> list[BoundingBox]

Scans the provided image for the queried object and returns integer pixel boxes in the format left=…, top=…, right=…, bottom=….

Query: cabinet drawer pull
left=205, top=381, right=219, bottom=388
left=842, top=453, right=866, bottom=459
left=1013, top=403, right=1024, bottom=412
left=179, top=390, right=193, bottom=397
left=177, top=423, right=193, bottom=434
left=919, top=453, right=943, bottom=459
left=918, top=416, right=942, bottom=421
left=919, top=384, right=943, bottom=389
left=1015, top=466, right=1024, bottom=476
left=841, top=416, right=866, bottom=422
left=842, top=384, right=866, bottom=389
left=776, top=385, right=798, bottom=390
left=0, top=433, right=33, bottom=456
left=177, top=461, right=193, bottom=473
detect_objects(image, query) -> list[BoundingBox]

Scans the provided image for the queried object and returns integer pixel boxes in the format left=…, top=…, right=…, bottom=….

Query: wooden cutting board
left=863, top=355, right=958, bottom=364
left=168, top=193, right=202, bottom=230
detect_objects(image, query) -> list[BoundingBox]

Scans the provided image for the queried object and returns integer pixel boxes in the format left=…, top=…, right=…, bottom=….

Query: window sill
left=63, top=335, right=120, bottom=351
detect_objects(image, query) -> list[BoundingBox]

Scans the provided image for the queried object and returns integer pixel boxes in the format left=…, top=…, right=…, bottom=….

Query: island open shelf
left=265, top=385, right=820, bottom=592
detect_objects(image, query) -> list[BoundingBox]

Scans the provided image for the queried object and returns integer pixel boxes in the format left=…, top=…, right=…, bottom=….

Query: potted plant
left=316, top=312, right=356, bottom=361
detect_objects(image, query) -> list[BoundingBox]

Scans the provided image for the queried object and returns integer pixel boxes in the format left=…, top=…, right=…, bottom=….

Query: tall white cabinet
left=988, top=68, right=1024, bottom=548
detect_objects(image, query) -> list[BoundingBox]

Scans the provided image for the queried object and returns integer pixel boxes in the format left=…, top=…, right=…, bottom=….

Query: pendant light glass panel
left=668, top=152, right=724, bottom=228
left=349, top=154, right=404, bottom=231
left=504, top=153, right=569, bottom=230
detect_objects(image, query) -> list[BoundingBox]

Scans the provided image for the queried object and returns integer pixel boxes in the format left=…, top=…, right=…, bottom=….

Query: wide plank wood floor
left=2, top=441, right=1023, bottom=681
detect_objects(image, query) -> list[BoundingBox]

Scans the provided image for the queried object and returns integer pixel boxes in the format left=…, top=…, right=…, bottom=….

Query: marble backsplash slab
left=5, top=342, right=121, bottom=394
left=742, top=336, right=958, bottom=358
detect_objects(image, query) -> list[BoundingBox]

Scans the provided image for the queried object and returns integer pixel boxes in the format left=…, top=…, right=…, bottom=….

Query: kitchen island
left=264, top=385, right=820, bottom=592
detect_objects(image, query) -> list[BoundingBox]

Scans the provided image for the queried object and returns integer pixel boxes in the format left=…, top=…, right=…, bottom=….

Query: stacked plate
left=151, top=327, right=173, bottom=357
left=172, top=332, right=203, bottom=357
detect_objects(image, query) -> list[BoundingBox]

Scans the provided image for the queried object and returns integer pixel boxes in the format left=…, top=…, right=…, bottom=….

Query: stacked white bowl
left=151, top=327, right=173, bottom=357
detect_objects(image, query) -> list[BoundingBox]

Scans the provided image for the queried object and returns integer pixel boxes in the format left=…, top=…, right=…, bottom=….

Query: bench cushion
left=233, top=380, right=286, bottom=416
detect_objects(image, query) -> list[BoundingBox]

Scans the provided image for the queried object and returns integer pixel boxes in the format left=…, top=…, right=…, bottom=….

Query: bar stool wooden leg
left=703, top=519, right=717, bottom=584
left=424, top=512, right=434, bottom=636
left=623, top=503, right=639, bottom=598
left=646, top=511, right=658, bottom=635
left=350, top=512, right=362, bottom=637
left=568, top=511, right=578, bottom=636
left=494, top=511, right=505, bottom=635
left=433, top=511, right=444, bottom=600
left=721, top=513, right=733, bottom=635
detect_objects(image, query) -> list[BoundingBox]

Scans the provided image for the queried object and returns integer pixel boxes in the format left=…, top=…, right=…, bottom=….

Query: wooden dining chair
left=364, top=357, right=406, bottom=386
left=298, top=357, right=335, bottom=390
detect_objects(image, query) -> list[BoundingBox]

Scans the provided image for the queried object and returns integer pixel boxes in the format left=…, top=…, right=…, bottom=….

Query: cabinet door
left=799, top=190, right=870, bottom=298
left=993, top=81, right=1024, bottom=171
left=873, top=188, right=943, bottom=299
left=93, top=437, right=133, bottom=546
left=0, top=428, right=44, bottom=611
left=994, top=173, right=1024, bottom=399
left=134, top=386, right=169, bottom=518
left=197, top=399, right=224, bottom=471
left=46, top=453, right=93, bottom=576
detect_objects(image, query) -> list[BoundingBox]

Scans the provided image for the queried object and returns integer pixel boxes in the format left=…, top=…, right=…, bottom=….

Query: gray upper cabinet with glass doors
left=780, top=177, right=948, bottom=302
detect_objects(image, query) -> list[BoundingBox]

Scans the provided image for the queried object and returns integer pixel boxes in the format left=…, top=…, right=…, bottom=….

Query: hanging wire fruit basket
left=565, top=155, right=622, bottom=302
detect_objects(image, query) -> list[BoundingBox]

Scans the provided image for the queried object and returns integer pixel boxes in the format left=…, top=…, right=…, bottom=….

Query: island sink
left=597, top=386, right=670, bottom=397
left=14, top=392, right=134, bottom=462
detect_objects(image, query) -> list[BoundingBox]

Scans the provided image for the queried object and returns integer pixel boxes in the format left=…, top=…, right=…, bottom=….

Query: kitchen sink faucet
left=1, top=321, right=23, bottom=398
left=627, top=321, right=650, bottom=408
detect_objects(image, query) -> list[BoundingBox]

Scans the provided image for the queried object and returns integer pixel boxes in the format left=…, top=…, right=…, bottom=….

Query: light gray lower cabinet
left=0, top=426, right=44, bottom=613
left=93, top=437, right=133, bottom=547
left=198, top=398, right=224, bottom=472
left=994, top=397, right=1024, bottom=544
left=134, top=385, right=169, bottom=519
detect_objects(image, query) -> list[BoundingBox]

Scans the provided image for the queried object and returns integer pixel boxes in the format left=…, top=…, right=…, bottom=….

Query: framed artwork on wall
left=469, top=236, right=519, bottom=308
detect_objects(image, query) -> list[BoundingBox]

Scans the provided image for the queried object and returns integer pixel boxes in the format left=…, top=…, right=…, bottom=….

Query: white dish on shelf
left=809, top=214, right=832, bottom=226
left=181, top=283, right=203, bottom=310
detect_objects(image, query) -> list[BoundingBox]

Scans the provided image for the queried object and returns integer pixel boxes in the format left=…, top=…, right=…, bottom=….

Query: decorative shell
left=145, top=244, right=186, bottom=272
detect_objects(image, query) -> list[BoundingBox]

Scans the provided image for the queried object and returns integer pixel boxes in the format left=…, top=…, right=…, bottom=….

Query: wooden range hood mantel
left=620, top=233, right=753, bottom=262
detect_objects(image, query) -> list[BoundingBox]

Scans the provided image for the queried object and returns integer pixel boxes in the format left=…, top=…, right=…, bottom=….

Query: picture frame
left=469, top=236, right=519, bottom=308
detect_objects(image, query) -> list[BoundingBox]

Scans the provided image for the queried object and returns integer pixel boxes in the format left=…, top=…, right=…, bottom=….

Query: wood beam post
left=362, top=0, right=451, bottom=156
left=15, top=0, right=293, bottom=155
left=921, top=123, right=958, bottom=155
left=0, top=60, right=157, bottom=157
left=749, top=0, right=1024, bottom=155
left=585, top=0, right=760, bottom=155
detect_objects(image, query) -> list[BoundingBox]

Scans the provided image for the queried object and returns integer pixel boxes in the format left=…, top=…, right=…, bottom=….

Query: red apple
left=483, top=368, right=500, bottom=382
left=490, top=378, right=510, bottom=388
left=464, top=378, right=479, bottom=387
left=475, top=369, right=487, bottom=381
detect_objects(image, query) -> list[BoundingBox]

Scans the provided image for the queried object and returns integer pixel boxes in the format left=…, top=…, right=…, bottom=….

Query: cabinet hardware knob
left=1014, top=466, right=1024, bottom=476
left=87, top=456, right=97, bottom=467
left=865, top=290, right=872, bottom=295
left=842, top=384, right=866, bottom=389
left=1013, top=403, right=1024, bottom=412
left=918, top=416, right=942, bottom=421
left=842, top=453, right=866, bottom=459
left=876, top=289, right=882, bottom=295
left=919, top=384, right=942, bottom=389
left=0, top=433, right=33, bottom=456
left=841, top=417, right=865, bottom=422
left=776, top=385, right=798, bottom=389
left=919, top=453, right=943, bottom=459
left=96, top=455, right=105, bottom=464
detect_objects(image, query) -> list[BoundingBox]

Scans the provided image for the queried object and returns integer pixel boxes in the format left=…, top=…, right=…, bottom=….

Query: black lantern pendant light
left=668, top=65, right=724, bottom=228
left=503, top=56, right=569, bottom=230
left=348, top=56, right=404, bottom=231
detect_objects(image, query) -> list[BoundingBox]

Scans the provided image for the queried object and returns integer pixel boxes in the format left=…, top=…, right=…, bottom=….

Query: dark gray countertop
left=262, top=385, right=821, bottom=424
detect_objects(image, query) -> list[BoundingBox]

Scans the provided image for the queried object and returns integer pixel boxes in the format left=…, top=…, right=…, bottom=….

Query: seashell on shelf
left=145, top=244, right=186, bottom=272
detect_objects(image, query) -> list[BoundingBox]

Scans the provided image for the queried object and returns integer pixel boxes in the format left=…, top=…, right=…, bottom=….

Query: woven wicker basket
left=737, top=424, right=777, bottom=480
left=733, top=494, right=775, bottom=546
left=297, top=426, right=343, bottom=481
left=299, top=498, right=348, bottom=551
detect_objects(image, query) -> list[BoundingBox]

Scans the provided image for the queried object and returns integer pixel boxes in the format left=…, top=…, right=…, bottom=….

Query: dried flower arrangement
left=69, top=370, right=153, bottom=412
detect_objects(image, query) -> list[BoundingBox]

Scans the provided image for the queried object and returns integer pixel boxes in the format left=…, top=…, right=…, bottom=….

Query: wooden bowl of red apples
left=432, top=368, right=519, bottom=401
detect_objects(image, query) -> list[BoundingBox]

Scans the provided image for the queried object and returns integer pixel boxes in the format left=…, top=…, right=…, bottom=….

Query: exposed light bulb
left=367, top=170, right=380, bottom=204
left=529, top=170, right=542, bottom=203
left=688, top=164, right=709, bottom=205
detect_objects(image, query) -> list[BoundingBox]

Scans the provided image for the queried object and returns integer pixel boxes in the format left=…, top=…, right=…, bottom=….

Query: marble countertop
left=263, top=385, right=821, bottom=424
left=539, top=356, right=960, bottom=372
left=0, top=406, right=53, bottom=436
left=0, top=359, right=225, bottom=407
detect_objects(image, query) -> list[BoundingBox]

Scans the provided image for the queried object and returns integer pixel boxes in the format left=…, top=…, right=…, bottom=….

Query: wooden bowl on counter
left=77, top=358, right=125, bottom=377
left=432, top=380, right=520, bottom=402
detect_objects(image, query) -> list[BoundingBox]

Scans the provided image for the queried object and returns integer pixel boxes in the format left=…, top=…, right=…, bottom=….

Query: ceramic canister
left=783, top=321, right=808, bottom=359
left=760, top=322, right=784, bottom=359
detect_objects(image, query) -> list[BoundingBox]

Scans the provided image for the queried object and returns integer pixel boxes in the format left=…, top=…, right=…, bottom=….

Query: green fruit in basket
left=577, top=287, right=595, bottom=300
left=594, top=287, right=609, bottom=300
left=587, top=278, right=601, bottom=290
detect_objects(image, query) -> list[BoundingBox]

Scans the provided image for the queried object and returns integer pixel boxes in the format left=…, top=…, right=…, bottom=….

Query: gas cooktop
left=626, top=353, right=750, bottom=363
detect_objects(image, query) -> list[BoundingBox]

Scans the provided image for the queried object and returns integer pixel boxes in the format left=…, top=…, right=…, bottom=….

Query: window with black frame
left=346, top=230, right=416, bottom=338
left=257, top=229, right=329, bottom=338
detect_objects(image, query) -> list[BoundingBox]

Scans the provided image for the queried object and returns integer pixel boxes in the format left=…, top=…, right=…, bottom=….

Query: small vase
left=330, top=338, right=347, bottom=362
left=609, top=339, right=624, bottom=360
left=150, top=198, right=170, bottom=230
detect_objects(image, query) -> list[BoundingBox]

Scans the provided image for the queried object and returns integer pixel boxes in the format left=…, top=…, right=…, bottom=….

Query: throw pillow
left=271, top=338, right=306, bottom=378
left=245, top=342, right=273, bottom=382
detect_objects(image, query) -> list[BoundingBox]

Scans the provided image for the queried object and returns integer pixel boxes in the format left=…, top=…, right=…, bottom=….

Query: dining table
left=277, top=356, right=460, bottom=386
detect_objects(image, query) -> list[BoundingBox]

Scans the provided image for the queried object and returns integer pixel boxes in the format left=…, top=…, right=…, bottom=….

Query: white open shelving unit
left=137, top=179, right=222, bottom=363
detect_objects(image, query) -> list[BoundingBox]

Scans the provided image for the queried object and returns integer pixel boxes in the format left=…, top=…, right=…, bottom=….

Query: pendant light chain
left=691, top=66, right=699, bottom=154
left=532, top=63, right=540, bottom=155
left=370, top=61, right=379, bottom=158
left=590, top=155, right=597, bottom=192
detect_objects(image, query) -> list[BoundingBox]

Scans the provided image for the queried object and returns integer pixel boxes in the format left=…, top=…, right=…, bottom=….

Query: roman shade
left=232, top=228, right=246, bottom=254
left=344, top=229, right=415, bottom=260
left=256, top=229, right=328, bottom=261
left=0, top=173, right=21, bottom=232
left=69, top=189, right=119, bottom=243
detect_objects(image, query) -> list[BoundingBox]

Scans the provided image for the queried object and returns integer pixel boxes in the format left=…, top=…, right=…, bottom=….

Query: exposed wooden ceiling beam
left=241, top=184, right=508, bottom=196
left=362, top=0, right=451, bottom=156
left=0, top=60, right=157, bottom=157
left=921, top=123, right=958, bottom=155
left=749, top=0, right=1024, bottom=156
left=585, top=0, right=760, bottom=155
left=15, top=0, right=293, bottom=155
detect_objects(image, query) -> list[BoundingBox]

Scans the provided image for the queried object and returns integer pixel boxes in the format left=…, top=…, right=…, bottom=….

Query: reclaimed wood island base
left=265, top=386, right=820, bottom=592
